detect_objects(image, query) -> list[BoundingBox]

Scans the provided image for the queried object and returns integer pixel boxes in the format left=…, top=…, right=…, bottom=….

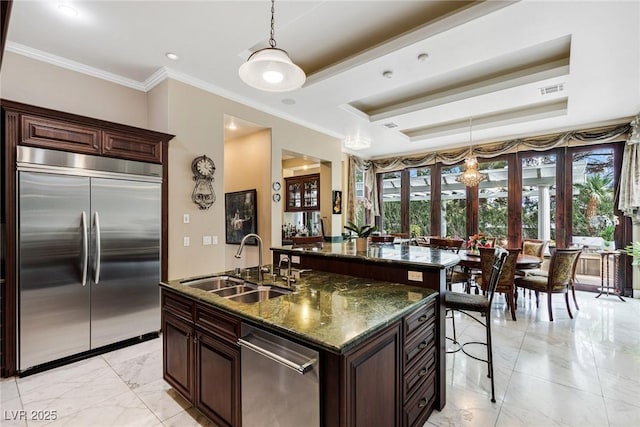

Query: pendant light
left=239, top=0, right=306, bottom=92
left=456, top=118, right=486, bottom=187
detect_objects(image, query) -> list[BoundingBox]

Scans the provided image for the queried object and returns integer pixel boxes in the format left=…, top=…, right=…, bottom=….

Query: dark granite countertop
left=160, top=267, right=437, bottom=354
left=272, top=242, right=460, bottom=269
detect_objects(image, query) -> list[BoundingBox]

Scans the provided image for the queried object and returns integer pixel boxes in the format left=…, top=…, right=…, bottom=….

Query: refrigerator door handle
left=94, top=211, right=102, bottom=284
left=81, top=211, right=88, bottom=286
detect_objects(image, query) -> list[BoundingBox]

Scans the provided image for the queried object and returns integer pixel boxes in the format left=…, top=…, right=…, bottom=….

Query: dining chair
left=476, top=247, right=521, bottom=320
left=514, top=248, right=582, bottom=321
left=428, top=237, right=466, bottom=290
left=445, top=248, right=508, bottom=402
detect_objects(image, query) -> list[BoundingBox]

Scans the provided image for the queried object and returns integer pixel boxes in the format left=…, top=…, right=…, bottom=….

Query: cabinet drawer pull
left=419, top=367, right=428, bottom=377
left=418, top=340, right=427, bottom=350
left=194, top=337, right=199, bottom=343
left=418, top=398, right=428, bottom=408
left=418, top=315, right=427, bottom=323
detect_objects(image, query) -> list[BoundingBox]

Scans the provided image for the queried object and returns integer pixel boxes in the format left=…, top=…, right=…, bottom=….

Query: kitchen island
left=272, top=242, right=459, bottom=413
left=161, top=267, right=439, bottom=427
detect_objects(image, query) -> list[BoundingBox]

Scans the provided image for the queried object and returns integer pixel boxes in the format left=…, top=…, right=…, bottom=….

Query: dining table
left=457, top=250, right=543, bottom=270
left=456, top=249, right=543, bottom=293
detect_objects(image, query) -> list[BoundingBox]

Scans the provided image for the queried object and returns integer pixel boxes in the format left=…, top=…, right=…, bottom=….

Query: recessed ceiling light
left=382, top=70, right=393, bottom=79
left=417, top=53, right=429, bottom=62
left=57, top=3, right=78, bottom=17
left=165, top=52, right=180, bottom=61
left=227, top=121, right=237, bottom=131
left=281, top=98, right=296, bottom=105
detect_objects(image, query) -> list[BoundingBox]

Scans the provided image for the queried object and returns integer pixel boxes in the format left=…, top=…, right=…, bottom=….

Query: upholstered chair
left=445, top=248, right=508, bottom=402
left=477, top=247, right=521, bottom=320
left=514, top=248, right=581, bottom=321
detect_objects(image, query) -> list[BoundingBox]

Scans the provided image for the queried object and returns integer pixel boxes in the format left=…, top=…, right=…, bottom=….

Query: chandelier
left=456, top=118, right=486, bottom=187
left=238, top=0, right=306, bottom=92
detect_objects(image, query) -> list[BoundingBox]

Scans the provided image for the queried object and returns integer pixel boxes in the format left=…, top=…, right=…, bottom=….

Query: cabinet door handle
left=418, top=340, right=428, bottom=350
left=418, top=315, right=427, bottom=322
left=418, top=398, right=428, bottom=408
left=419, top=367, right=428, bottom=377
left=94, top=211, right=102, bottom=284
left=194, top=337, right=199, bottom=344
left=80, top=211, right=88, bottom=286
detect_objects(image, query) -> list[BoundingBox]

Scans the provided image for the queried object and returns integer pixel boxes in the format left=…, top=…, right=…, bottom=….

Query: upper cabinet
left=3, top=100, right=172, bottom=164
left=285, top=173, right=320, bottom=212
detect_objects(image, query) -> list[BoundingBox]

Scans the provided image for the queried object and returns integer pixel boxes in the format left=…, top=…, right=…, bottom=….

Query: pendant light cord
left=269, top=0, right=277, bottom=48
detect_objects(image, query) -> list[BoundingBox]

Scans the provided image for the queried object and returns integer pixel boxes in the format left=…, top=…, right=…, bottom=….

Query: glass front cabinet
left=285, top=174, right=320, bottom=212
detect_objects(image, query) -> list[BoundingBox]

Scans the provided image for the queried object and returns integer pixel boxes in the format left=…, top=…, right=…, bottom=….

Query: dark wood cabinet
left=162, top=311, right=195, bottom=402
left=195, top=331, right=240, bottom=427
left=285, top=173, right=320, bottom=211
left=161, top=288, right=241, bottom=427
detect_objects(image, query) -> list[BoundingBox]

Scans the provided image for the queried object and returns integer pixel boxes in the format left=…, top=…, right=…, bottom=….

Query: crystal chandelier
left=238, top=0, right=306, bottom=92
left=456, top=118, right=486, bottom=187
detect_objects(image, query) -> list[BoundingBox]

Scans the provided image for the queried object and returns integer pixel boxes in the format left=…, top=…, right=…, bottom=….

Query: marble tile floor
left=429, top=287, right=640, bottom=427
left=1, top=289, right=638, bottom=427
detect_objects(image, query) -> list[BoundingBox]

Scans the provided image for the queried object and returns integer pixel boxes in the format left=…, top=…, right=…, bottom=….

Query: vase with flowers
left=466, top=233, right=489, bottom=256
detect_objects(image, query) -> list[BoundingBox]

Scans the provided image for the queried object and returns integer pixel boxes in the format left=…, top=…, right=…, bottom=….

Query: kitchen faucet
left=235, top=233, right=269, bottom=282
left=278, top=255, right=296, bottom=288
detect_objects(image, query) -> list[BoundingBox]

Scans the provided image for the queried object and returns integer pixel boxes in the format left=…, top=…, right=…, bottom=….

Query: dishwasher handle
left=238, top=337, right=316, bottom=375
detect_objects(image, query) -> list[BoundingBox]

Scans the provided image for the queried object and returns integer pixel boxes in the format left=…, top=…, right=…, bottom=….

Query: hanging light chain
left=269, top=0, right=277, bottom=48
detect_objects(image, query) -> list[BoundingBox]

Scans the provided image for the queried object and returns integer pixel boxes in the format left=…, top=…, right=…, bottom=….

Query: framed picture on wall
left=225, top=189, right=257, bottom=244
left=332, top=190, right=342, bottom=214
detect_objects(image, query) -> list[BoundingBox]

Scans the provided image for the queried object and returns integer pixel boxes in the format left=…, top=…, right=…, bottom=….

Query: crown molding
left=6, top=42, right=146, bottom=91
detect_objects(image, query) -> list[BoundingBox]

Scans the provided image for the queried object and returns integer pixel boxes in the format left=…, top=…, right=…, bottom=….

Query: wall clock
left=191, top=155, right=216, bottom=210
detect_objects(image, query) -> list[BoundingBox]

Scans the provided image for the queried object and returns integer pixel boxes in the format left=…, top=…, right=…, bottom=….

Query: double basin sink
left=179, top=275, right=291, bottom=304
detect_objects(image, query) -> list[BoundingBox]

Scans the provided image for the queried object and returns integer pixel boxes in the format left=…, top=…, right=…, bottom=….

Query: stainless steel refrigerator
left=17, top=146, right=162, bottom=371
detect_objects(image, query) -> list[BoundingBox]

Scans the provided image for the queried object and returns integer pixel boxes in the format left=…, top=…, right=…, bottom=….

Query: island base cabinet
left=162, top=312, right=195, bottom=402
left=195, top=332, right=240, bottom=427
left=161, top=289, right=241, bottom=427
left=343, top=323, right=402, bottom=427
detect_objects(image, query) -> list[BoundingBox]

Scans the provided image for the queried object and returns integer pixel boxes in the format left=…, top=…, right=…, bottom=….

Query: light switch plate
left=202, top=235, right=212, bottom=246
left=212, top=236, right=218, bottom=245
left=183, top=236, right=190, bottom=247
left=183, top=214, right=190, bottom=224
left=291, top=255, right=301, bottom=264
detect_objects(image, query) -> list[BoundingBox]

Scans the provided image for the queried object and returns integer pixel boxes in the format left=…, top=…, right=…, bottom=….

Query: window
left=409, top=167, right=431, bottom=237
left=380, top=171, right=402, bottom=233
left=521, top=154, right=557, bottom=243
left=478, top=159, right=508, bottom=243
left=441, top=164, right=466, bottom=238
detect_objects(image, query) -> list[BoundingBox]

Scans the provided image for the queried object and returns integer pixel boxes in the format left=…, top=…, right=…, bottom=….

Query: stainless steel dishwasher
left=238, top=323, right=320, bottom=427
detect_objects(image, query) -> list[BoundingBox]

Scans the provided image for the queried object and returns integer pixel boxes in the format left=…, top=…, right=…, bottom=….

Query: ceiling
left=4, top=1, right=639, bottom=159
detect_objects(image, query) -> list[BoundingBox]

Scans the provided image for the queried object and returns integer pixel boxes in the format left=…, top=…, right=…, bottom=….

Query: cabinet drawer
left=195, top=304, right=240, bottom=345
left=403, top=323, right=435, bottom=371
left=403, top=371, right=435, bottom=427
left=403, top=347, right=435, bottom=401
left=101, top=129, right=162, bottom=163
left=404, top=300, right=435, bottom=343
left=21, top=115, right=100, bottom=154
left=162, top=290, right=194, bottom=322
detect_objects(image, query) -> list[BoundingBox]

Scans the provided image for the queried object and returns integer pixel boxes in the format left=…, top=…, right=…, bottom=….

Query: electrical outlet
left=407, top=271, right=423, bottom=282
left=291, top=255, right=301, bottom=264
left=212, top=236, right=218, bottom=245
left=183, top=236, right=190, bottom=247
left=202, top=235, right=212, bottom=246
left=183, top=214, right=190, bottom=224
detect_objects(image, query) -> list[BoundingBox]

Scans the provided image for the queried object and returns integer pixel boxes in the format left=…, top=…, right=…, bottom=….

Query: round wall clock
left=191, top=155, right=216, bottom=210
